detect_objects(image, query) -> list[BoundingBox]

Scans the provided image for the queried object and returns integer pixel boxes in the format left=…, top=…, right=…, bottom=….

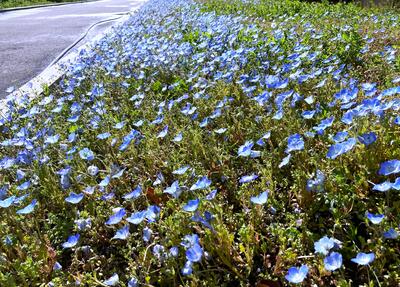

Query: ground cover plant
left=0, top=0, right=399, bottom=286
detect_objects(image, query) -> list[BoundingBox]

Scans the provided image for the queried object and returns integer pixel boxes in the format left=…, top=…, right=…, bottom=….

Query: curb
left=0, top=0, right=99, bottom=13
left=0, top=3, right=144, bottom=115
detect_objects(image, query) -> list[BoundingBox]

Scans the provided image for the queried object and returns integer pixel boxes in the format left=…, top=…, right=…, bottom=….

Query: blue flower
left=190, top=176, right=211, bottom=191
left=65, top=192, right=84, bottom=204
left=186, top=243, right=203, bottom=262
left=172, top=165, right=190, bottom=175
left=351, top=252, right=375, bottom=265
left=157, top=125, right=169, bottom=138
left=285, top=265, right=308, bottom=284
left=128, top=277, right=138, bottom=287
left=79, top=148, right=94, bottom=161
left=372, top=181, right=392, bottom=192
left=53, top=262, right=62, bottom=271
left=104, top=273, right=119, bottom=286
left=123, top=186, right=142, bottom=200
left=173, top=132, right=183, bottom=142
left=250, top=191, right=268, bottom=205
left=181, top=260, right=193, bottom=276
left=327, top=138, right=356, bottom=159
left=0, top=196, right=16, bottom=208
left=306, top=170, right=325, bottom=192
left=366, top=212, right=384, bottom=224
left=126, top=210, right=147, bottom=225
left=112, top=225, right=130, bottom=240
left=238, top=141, right=255, bottom=157
left=62, top=234, right=80, bottom=249
left=143, top=226, right=152, bottom=242
left=164, top=181, right=181, bottom=198
left=286, top=134, right=304, bottom=153
left=239, top=174, right=258, bottom=184
left=205, top=189, right=217, bottom=200
left=16, top=199, right=37, bottom=215
left=105, top=208, right=126, bottom=225
left=279, top=154, right=291, bottom=168
left=378, top=159, right=400, bottom=176
left=313, top=116, right=334, bottom=135
left=314, top=236, right=335, bottom=255
left=358, top=132, right=377, bottom=146
left=324, top=252, right=343, bottom=271
left=183, top=199, right=200, bottom=212
left=383, top=228, right=398, bottom=239
left=44, top=134, right=60, bottom=144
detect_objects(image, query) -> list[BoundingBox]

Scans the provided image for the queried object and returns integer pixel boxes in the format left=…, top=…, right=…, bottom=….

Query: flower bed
left=0, top=0, right=399, bottom=285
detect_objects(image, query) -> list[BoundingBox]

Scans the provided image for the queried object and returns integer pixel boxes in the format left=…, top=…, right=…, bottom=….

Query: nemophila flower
left=169, top=246, right=179, bottom=257
left=190, top=176, right=211, bottom=191
left=383, top=228, right=399, bottom=239
left=366, top=212, right=385, bottom=224
left=53, top=261, right=62, bottom=271
left=183, top=199, right=200, bottom=212
left=16, top=199, right=37, bottom=215
left=0, top=196, right=16, bottom=208
left=145, top=205, right=160, bottom=223
left=157, top=125, right=169, bottom=138
left=143, top=226, right=152, bottom=242
left=112, top=225, right=130, bottom=240
left=44, top=134, right=60, bottom=144
left=256, top=132, right=271, bottom=146
left=123, top=186, right=142, bottom=200
left=106, top=208, right=126, bottom=225
left=239, top=174, right=259, bottom=184
left=79, top=148, right=94, bottom=161
left=238, top=141, right=257, bottom=157
left=114, top=122, right=125, bottom=129
left=306, top=170, right=325, bottom=192
left=104, top=273, right=119, bottom=286
left=333, top=131, right=348, bottom=143
left=127, top=210, right=147, bottom=225
left=128, top=278, right=138, bottom=287
left=324, top=252, right=343, bottom=271
left=314, top=236, right=336, bottom=255
left=75, top=218, right=92, bottom=231
left=172, top=165, right=190, bottom=175
left=285, top=265, right=308, bottom=284
left=313, top=116, right=334, bottom=135
left=62, top=234, right=80, bottom=249
left=351, top=252, right=375, bottom=265
left=250, top=191, right=268, bottom=205
left=214, top=128, right=227, bottom=134
left=372, top=181, right=392, bottom=192
left=205, top=189, right=217, bottom=200
left=327, top=138, right=356, bottom=159
left=65, top=192, right=84, bottom=204
left=181, top=260, right=193, bottom=276
left=302, top=110, right=316, bottom=119
left=16, top=169, right=26, bottom=181
left=286, top=134, right=304, bottom=153
left=279, top=154, right=291, bottom=168
left=164, top=181, right=181, bottom=198
left=173, top=132, right=183, bottom=142
left=83, top=186, right=95, bottom=195
left=378, top=159, right=400, bottom=176
left=99, top=175, right=111, bottom=187
left=97, top=132, right=111, bottom=140
left=358, top=132, right=377, bottom=146
left=186, top=243, right=203, bottom=262
left=16, top=180, right=30, bottom=191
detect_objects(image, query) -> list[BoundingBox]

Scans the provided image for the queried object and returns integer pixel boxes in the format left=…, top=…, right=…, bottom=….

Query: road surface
left=0, top=0, right=145, bottom=98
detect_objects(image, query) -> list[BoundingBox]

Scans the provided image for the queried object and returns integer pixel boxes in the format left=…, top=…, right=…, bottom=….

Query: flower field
left=0, top=0, right=399, bottom=286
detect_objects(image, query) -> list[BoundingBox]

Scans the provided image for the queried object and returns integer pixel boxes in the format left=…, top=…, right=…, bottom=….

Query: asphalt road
left=0, top=0, right=145, bottom=98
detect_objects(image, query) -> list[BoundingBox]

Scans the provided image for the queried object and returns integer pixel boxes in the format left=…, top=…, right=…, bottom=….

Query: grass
left=0, top=0, right=87, bottom=9
left=0, top=0, right=399, bottom=286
